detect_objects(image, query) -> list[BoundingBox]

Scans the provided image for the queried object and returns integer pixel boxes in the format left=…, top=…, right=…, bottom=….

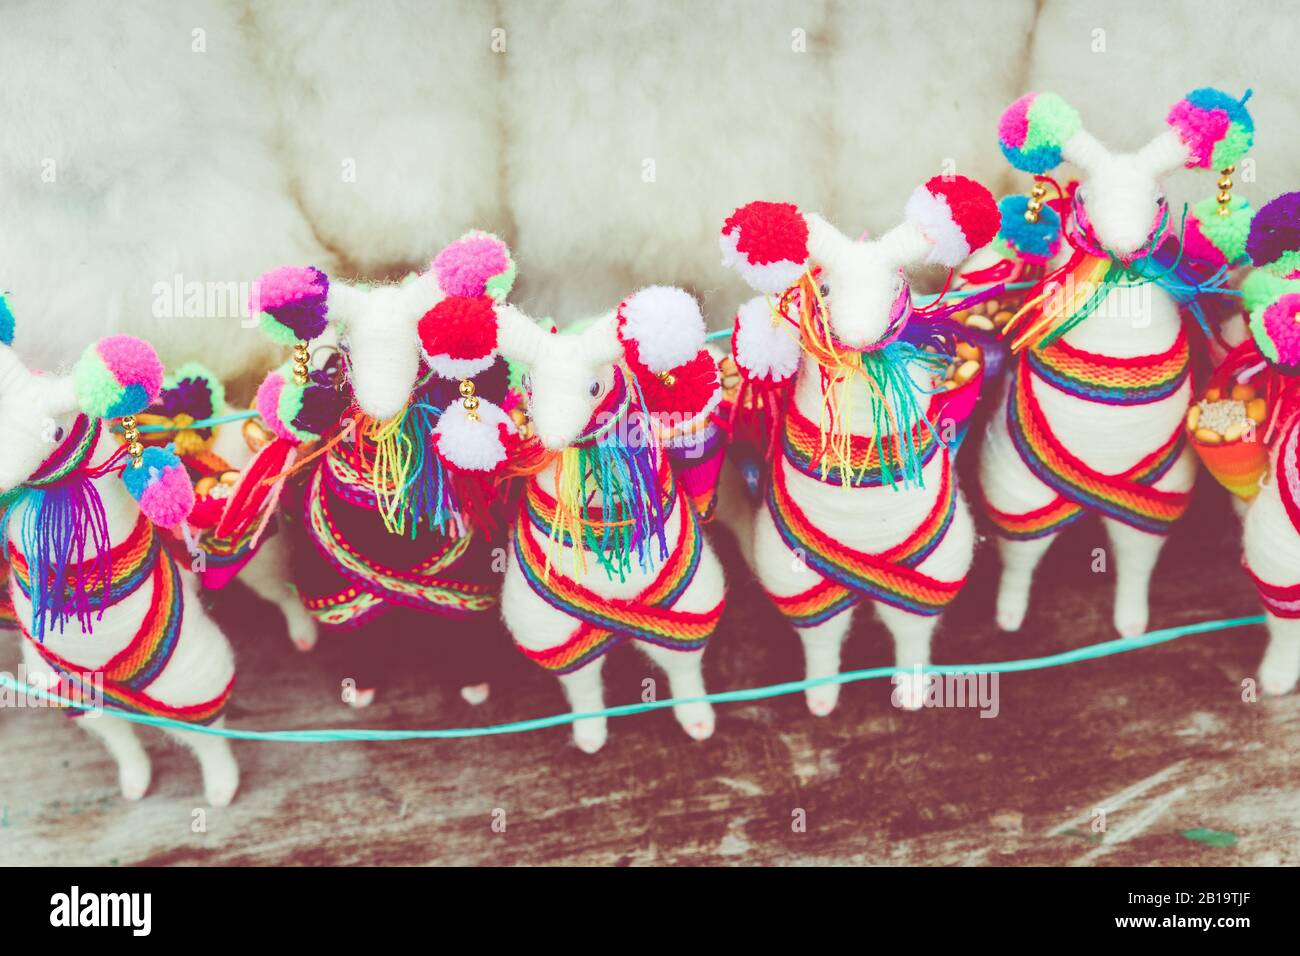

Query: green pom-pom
left=1241, top=270, right=1291, bottom=312
left=1193, top=196, right=1254, bottom=264
left=259, top=312, right=303, bottom=347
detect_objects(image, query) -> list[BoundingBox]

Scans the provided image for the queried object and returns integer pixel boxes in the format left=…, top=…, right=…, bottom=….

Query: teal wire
left=0, top=614, right=1264, bottom=742
left=114, top=409, right=261, bottom=434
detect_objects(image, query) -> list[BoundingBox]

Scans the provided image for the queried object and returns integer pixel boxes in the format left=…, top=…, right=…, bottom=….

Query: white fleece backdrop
left=1, top=0, right=1296, bottom=391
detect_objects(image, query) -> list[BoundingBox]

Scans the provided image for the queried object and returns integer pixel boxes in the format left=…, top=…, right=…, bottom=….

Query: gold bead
left=658, top=371, right=676, bottom=388
left=1024, top=208, right=1040, bottom=224
left=1221, top=165, right=1235, bottom=176
left=1217, top=191, right=1232, bottom=205
left=1217, top=205, right=1232, bottom=217
left=458, top=379, right=476, bottom=399
left=1217, top=176, right=1233, bottom=191
left=127, top=441, right=144, bottom=458
left=462, top=395, right=480, bottom=411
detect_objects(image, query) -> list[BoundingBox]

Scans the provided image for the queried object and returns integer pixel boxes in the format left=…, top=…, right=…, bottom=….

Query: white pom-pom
left=433, top=399, right=513, bottom=472
left=618, top=286, right=705, bottom=373
left=733, top=297, right=801, bottom=383
left=904, top=185, right=970, bottom=267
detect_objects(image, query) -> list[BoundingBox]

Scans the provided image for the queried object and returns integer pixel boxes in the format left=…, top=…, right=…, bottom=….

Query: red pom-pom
left=924, top=175, right=999, bottom=251
left=720, top=201, right=810, bottom=293
left=418, top=295, right=499, bottom=379
left=629, top=349, right=720, bottom=429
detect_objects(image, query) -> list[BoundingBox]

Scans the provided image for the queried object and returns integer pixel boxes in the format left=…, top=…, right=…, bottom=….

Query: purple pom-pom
left=1247, top=192, right=1300, bottom=275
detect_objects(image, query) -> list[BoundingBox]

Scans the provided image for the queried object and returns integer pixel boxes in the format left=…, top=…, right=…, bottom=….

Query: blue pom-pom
left=996, top=195, right=1062, bottom=263
left=0, top=294, right=14, bottom=346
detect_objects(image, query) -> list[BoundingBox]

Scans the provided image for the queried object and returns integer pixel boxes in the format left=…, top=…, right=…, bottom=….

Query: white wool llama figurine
left=1226, top=192, right=1300, bottom=694
left=976, top=88, right=1255, bottom=638
left=0, top=331, right=239, bottom=805
left=718, top=177, right=1000, bottom=715
left=495, top=288, right=726, bottom=753
left=251, top=234, right=522, bottom=708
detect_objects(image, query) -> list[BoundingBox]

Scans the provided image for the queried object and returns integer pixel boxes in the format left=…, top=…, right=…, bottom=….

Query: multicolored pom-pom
left=157, top=361, right=226, bottom=423
left=433, top=231, right=516, bottom=301
left=0, top=294, right=14, bottom=347
left=997, top=93, right=1081, bottom=174
left=122, top=446, right=195, bottom=527
left=732, top=297, right=801, bottom=384
left=432, top=398, right=513, bottom=473
left=720, top=201, right=810, bottom=293
left=993, top=194, right=1062, bottom=264
left=1180, top=195, right=1254, bottom=268
left=255, top=363, right=346, bottom=444
left=618, top=286, right=706, bottom=374
left=418, top=295, right=499, bottom=380
left=904, top=175, right=1000, bottom=267
left=1246, top=191, right=1300, bottom=277
left=1243, top=271, right=1300, bottom=375
left=1166, top=88, right=1254, bottom=170
left=73, top=336, right=164, bottom=419
left=254, top=265, right=330, bottom=346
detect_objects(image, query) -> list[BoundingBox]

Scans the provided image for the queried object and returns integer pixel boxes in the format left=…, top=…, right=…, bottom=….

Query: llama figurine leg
left=79, top=717, right=153, bottom=801
left=163, top=720, right=239, bottom=807
left=557, top=660, right=609, bottom=754
left=240, top=539, right=319, bottom=652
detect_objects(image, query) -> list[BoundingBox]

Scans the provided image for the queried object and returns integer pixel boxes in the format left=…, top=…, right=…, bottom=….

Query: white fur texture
left=0, top=0, right=328, bottom=387
left=620, top=286, right=705, bottom=372
left=423, top=352, right=497, bottom=382
left=733, top=296, right=801, bottom=382
left=250, top=0, right=504, bottom=275
left=0, top=343, right=239, bottom=804
left=434, top=398, right=511, bottom=472
left=903, top=186, right=969, bottom=267
left=495, top=303, right=725, bottom=752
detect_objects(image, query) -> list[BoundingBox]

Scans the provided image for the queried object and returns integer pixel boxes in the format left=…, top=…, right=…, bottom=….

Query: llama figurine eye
left=588, top=379, right=604, bottom=399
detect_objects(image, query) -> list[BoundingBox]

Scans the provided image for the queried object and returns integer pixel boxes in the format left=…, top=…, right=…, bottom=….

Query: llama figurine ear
left=433, top=230, right=516, bottom=301
left=998, top=92, right=1081, bottom=174
left=252, top=266, right=331, bottom=346
left=883, top=175, right=1000, bottom=269
left=720, top=201, right=810, bottom=293
left=1166, top=88, right=1255, bottom=171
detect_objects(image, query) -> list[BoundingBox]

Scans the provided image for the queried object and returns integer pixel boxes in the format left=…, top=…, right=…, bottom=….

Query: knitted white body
left=1241, top=447, right=1300, bottom=695
left=751, top=356, right=976, bottom=715
left=495, top=300, right=724, bottom=753
left=978, top=261, right=1195, bottom=637
left=8, top=429, right=239, bottom=806
left=501, top=461, right=725, bottom=753
left=208, top=423, right=319, bottom=652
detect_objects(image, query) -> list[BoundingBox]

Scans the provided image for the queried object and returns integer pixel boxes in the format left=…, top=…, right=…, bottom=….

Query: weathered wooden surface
left=1, top=474, right=1297, bottom=866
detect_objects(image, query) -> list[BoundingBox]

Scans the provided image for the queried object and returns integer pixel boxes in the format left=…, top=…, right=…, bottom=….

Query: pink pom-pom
left=255, top=369, right=294, bottom=442
left=720, top=201, right=809, bottom=293
left=732, top=297, right=800, bottom=384
left=98, top=335, right=164, bottom=403
left=137, top=462, right=195, bottom=527
left=433, top=231, right=515, bottom=300
left=905, top=176, right=1000, bottom=267
left=617, top=286, right=705, bottom=374
left=418, top=295, right=499, bottom=380
left=432, top=398, right=513, bottom=473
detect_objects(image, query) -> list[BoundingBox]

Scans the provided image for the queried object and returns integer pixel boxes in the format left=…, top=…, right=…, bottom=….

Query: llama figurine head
left=0, top=328, right=164, bottom=494
left=252, top=231, right=516, bottom=426
left=719, top=177, right=999, bottom=350
left=997, top=88, right=1255, bottom=259
left=496, top=286, right=713, bottom=452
